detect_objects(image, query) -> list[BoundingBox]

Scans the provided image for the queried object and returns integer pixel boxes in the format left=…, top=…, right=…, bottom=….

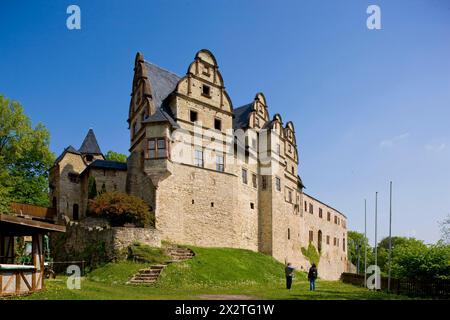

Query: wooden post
left=15, top=271, right=20, bottom=294
left=32, top=234, right=37, bottom=291
left=32, top=234, right=44, bottom=290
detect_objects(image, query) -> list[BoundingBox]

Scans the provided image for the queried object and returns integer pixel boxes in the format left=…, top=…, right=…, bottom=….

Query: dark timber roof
left=143, top=62, right=180, bottom=128
left=88, top=159, right=127, bottom=171
left=79, top=129, right=102, bottom=155
left=233, top=103, right=253, bottom=130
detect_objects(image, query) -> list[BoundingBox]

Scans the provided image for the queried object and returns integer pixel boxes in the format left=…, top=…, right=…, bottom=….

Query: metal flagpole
left=388, top=181, right=393, bottom=292
left=364, top=199, right=367, bottom=287
left=374, top=192, right=378, bottom=289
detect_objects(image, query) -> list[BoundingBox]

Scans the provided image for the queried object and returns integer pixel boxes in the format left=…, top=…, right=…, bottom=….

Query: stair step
left=138, top=269, right=160, bottom=274
left=133, top=276, right=158, bottom=281
left=128, top=280, right=156, bottom=284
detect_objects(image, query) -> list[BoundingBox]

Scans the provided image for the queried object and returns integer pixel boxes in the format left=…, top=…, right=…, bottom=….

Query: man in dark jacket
left=285, top=263, right=295, bottom=290
left=308, top=264, right=318, bottom=291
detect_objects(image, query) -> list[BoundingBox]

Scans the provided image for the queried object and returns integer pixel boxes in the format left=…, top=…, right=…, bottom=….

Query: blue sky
left=1, top=0, right=449, bottom=244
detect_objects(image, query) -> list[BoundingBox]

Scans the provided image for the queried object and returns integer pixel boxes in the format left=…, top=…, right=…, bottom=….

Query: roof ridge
left=144, top=60, right=181, bottom=78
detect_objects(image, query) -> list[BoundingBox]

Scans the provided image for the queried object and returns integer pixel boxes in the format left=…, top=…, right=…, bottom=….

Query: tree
left=389, top=239, right=450, bottom=280
left=88, top=192, right=154, bottom=227
left=347, top=230, right=373, bottom=273
left=439, top=214, right=450, bottom=245
left=104, top=150, right=127, bottom=163
left=0, top=95, right=54, bottom=212
left=87, top=176, right=98, bottom=199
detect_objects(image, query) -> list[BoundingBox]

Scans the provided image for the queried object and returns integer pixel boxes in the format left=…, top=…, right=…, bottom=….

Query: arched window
left=73, top=204, right=79, bottom=221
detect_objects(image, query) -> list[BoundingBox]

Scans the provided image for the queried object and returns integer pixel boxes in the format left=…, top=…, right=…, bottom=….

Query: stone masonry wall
left=50, top=218, right=161, bottom=266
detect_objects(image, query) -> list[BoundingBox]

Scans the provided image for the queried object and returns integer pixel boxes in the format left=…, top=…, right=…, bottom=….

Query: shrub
left=301, top=243, right=321, bottom=267
left=88, top=192, right=154, bottom=227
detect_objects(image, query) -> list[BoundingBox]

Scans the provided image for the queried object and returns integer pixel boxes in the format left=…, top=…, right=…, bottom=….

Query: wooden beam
left=20, top=273, right=32, bottom=291
left=0, top=214, right=66, bottom=233
left=3, top=274, right=14, bottom=292
left=15, top=272, right=20, bottom=294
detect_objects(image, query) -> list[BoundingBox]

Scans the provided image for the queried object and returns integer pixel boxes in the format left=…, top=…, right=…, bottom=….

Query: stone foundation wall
left=50, top=219, right=161, bottom=266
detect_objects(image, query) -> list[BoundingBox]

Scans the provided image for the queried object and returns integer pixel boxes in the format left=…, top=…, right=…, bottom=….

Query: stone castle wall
left=50, top=218, right=161, bottom=266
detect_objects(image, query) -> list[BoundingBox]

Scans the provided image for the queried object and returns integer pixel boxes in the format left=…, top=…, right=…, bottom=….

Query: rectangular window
left=250, top=202, right=254, bottom=209
left=334, top=216, right=338, bottom=224
left=252, top=174, right=257, bottom=188
left=326, top=235, right=330, bottom=245
left=148, top=140, right=155, bottom=158
left=194, top=149, right=204, bottom=167
left=147, top=138, right=167, bottom=159
left=288, top=190, right=292, bottom=203
left=334, top=237, right=337, bottom=246
left=157, top=139, right=166, bottom=158
left=275, top=177, right=281, bottom=191
left=214, top=118, right=222, bottom=130
left=202, top=85, right=211, bottom=97
left=261, top=176, right=267, bottom=190
left=216, top=154, right=224, bottom=172
left=242, top=169, right=248, bottom=184
left=304, top=201, right=307, bottom=212
left=309, top=231, right=314, bottom=243
left=319, top=208, right=323, bottom=218
left=343, top=238, right=346, bottom=252
left=190, top=110, right=198, bottom=122
left=309, top=203, right=313, bottom=214
left=327, top=211, right=331, bottom=221
left=288, top=228, right=291, bottom=240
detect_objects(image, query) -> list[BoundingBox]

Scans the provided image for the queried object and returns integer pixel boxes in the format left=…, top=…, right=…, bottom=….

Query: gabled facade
left=124, top=49, right=349, bottom=280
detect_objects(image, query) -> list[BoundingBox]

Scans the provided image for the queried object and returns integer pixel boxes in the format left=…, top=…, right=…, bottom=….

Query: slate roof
left=88, top=159, right=127, bottom=171
left=232, top=103, right=253, bottom=130
left=142, top=62, right=180, bottom=128
left=79, top=129, right=102, bottom=155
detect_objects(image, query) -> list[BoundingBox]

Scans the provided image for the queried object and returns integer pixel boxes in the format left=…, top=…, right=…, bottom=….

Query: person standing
left=308, top=263, right=318, bottom=291
left=285, top=262, right=295, bottom=290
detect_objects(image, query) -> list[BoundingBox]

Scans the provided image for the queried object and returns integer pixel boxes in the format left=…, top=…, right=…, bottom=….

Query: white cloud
left=380, top=133, right=410, bottom=148
left=426, top=142, right=446, bottom=152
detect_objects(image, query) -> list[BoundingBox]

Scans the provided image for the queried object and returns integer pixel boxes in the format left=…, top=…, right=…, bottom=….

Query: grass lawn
left=18, top=247, right=410, bottom=300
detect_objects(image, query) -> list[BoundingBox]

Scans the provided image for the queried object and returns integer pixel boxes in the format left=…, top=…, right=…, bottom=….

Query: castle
left=49, top=49, right=349, bottom=280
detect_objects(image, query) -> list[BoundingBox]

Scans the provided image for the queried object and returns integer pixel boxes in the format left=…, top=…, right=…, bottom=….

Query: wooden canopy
left=0, top=213, right=66, bottom=236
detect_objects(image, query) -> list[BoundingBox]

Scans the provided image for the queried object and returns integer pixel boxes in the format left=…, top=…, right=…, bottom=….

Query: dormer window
left=202, top=85, right=211, bottom=97
left=86, top=155, right=93, bottom=162
left=202, top=65, right=210, bottom=76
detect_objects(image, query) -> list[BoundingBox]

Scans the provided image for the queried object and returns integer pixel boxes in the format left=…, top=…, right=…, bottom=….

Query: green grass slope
left=157, top=247, right=306, bottom=289
left=18, top=246, right=410, bottom=300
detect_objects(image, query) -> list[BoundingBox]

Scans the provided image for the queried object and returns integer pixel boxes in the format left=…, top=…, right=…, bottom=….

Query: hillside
left=88, top=246, right=305, bottom=288
left=21, top=246, right=407, bottom=300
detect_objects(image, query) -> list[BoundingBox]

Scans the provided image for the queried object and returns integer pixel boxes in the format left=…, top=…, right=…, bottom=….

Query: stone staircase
left=166, top=246, right=195, bottom=262
left=127, top=245, right=195, bottom=285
